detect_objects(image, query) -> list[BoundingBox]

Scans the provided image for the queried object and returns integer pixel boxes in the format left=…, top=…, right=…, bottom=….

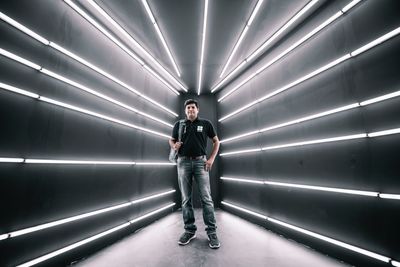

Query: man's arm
left=205, top=136, right=220, bottom=171
left=169, top=138, right=182, bottom=151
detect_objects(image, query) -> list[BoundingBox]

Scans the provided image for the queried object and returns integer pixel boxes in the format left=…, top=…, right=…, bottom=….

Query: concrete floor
left=74, top=209, right=349, bottom=267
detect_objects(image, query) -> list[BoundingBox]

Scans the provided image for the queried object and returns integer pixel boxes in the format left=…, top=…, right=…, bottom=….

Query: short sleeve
left=171, top=121, right=179, bottom=140
left=207, top=120, right=216, bottom=139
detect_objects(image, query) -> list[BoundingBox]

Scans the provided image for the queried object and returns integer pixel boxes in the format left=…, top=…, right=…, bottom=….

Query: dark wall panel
left=218, top=0, right=400, bottom=266
left=0, top=0, right=180, bottom=266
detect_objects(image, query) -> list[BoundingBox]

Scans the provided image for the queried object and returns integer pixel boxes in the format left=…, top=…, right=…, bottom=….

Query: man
left=169, top=99, right=221, bottom=249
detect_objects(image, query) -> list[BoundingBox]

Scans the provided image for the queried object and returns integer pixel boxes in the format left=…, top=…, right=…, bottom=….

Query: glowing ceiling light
left=16, top=222, right=131, bottom=267
left=0, top=82, right=39, bottom=99
left=8, top=203, right=131, bottom=240
left=217, top=10, right=345, bottom=102
left=198, top=0, right=209, bottom=95
left=49, top=42, right=181, bottom=106
left=0, top=81, right=172, bottom=138
left=211, top=0, right=320, bottom=92
left=267, top=217, right=391, bottom=263
left=0, top=43, right=177, bottom=118
left=135, top=162, right=176, bottom=166
left=341, top=0, right=362, bottom=13
left=220, top=130, right=260, bottom=144
left=217, top=0, right=364, bottom=101
left=25, top=159, right=134, bottom=165
left=221, top=103, right=359, bottom=143
left=379, top=194, right=400, bottom=200
left=0, top=12, right=49, bottom=45
left=220, top=133, right=366, bottom=156
left=129, top=203, right=175, bottom=224
left=130, top=190, right=176, bottom=205
left=40, top=67, right=176, bottom=125
left=219, top=0, right=264, bottom=77
left=0, top=190, right=174, bottom=241
left=219, top=25, right=400, bottom=121
left=0, top=11, right=178, bottom=116
left=0, top=47, right=41, bottom=70
left=221, top=125, right=400, bottom=156
left=367, top=128, right=400, bottom=138
left=248, top=0, right=320, bottom=62
left=221, top=200, right=393, bottom=263
left=63, top=0, right=185, bottom=93
left=221, top=201, right=267, bottom=220
left=141, top=0, right=181, bottom=77
left=37, top=96, right=171, bottom=139
left=84, top=0, right=187, bottom=92
left=219, top=148, right=262, bottom=156
left=0, top=157, right=25, bottom=163
left=264, top=181, right=378, bottom=197
left=221, top=176, right=264, bottom=184
left=261, top=133, right=366, bottom=150
left=221, top=176, right=379, bottom=197
left=351, top=26, right=400, bottom=57
left=360, top=90, right=400, bottom=106
left=16, top=203, right=175, bottom=267
left=221, top=88, right=400, bottom=144
left=219, top=53, right=352, bottom=122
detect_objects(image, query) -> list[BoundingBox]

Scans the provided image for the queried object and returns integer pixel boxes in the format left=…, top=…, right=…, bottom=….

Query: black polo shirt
left=171, top=117, right=216, bottom=157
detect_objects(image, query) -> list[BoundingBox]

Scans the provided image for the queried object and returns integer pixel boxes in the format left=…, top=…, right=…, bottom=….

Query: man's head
left=184, top=99, right=199, bottom=121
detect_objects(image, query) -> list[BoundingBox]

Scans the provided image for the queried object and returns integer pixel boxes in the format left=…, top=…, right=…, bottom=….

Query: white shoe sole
left=207, top=237, right=220, bottom=249
left=178, top=234, right=196, bottom=245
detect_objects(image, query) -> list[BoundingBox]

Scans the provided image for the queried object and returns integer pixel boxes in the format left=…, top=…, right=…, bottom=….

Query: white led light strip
left=0, top=12, right=178, bottom=117
left=219, top=26, right=400, bottom=122
left=219, top=0, right=264, bottom=78
left=82, top=0, right=187, bottom=92
left=0, top=156, right=176, bottom=166
left=220, top=127, right=400, bottom=156
left=0, top=82, right=171, bottom=139
left=212, top=0, right=320, bottom=93
left=15, top=203, right=175, bottom=267
left=221, top=201, right=395, bottom=264
left=0, top=190, right=175, bottom=241
left=221, top=89, right=400, bottom=144
left=63, top=0, right=181, bottom=94
left=198, top=0, right=209, bottom=95
left=221, top=177, right=394, bottom=197
left=141, top=0, right=181, bottom=77
left=217, top=0, right=362, bottom=101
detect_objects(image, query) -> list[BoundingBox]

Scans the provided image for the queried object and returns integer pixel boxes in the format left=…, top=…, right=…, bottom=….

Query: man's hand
left=173, top=142, right=182, bottom=151
left=205, top=158, right=214, bottom=172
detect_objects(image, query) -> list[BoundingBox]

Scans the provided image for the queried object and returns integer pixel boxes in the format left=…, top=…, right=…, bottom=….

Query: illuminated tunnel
left=0, top=0, right=399, bottom=266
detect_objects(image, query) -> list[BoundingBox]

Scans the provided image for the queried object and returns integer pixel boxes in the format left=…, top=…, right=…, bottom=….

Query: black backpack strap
left=178, top=119, right=185, bottom=142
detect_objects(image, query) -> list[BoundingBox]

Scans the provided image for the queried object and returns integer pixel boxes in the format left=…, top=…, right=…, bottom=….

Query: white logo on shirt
left=197, top=126, right=203, bottom=132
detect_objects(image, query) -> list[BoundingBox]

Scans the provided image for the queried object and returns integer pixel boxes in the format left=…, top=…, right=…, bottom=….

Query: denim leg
left=193, top=158, right=217, bottom=235
left=177, top=158, right=197, bottom=233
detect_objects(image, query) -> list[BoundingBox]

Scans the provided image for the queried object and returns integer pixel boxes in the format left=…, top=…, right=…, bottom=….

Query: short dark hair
left=184, top=99, right=198, bottom=108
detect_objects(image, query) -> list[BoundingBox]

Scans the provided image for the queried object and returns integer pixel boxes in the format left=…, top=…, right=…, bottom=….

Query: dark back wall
left=217, top=0, right=400, bottom=267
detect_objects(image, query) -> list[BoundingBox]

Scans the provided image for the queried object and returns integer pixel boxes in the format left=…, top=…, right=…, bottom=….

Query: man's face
left=185, top=103, right=199, bottom=120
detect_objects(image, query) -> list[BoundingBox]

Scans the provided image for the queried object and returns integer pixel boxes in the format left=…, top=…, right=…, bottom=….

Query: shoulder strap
left=178, top=119, right=185, bottom=142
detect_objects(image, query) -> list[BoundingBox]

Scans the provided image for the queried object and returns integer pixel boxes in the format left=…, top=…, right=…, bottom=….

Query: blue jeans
left=177, top=156, right=217, bottom=235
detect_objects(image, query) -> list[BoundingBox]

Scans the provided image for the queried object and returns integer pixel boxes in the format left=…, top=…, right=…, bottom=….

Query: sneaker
left=208, top=233, right=220, bottom=249
left=178, top=232, right=196, bottom=245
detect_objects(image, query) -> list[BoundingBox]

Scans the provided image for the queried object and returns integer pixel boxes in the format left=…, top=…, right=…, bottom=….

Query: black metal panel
left=0, top=0, right=179, bottom=266
left=218, top=0, right=400, bottom=266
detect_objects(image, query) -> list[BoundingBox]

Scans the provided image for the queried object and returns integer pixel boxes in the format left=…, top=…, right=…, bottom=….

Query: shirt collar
left=185, top=116, right=199, bottom=123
